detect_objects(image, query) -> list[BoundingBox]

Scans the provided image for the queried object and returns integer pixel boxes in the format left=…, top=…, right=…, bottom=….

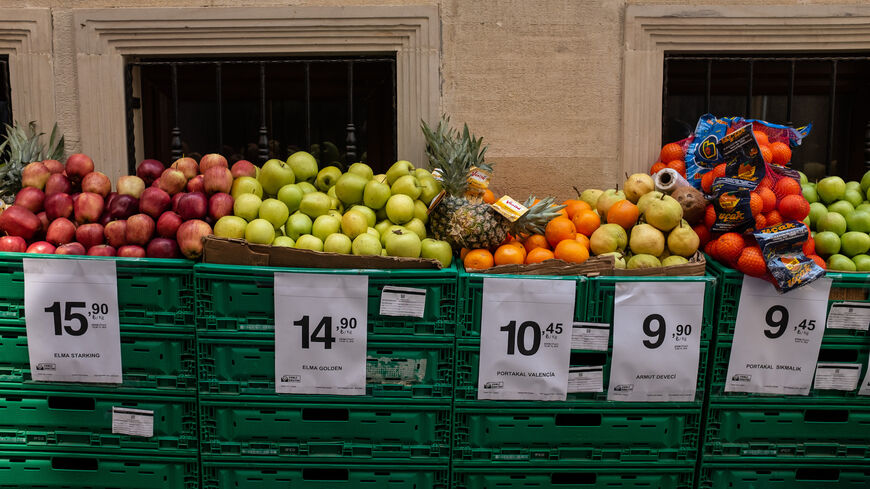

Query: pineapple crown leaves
left=421, top=116, right=491, bottom=196
left=512, top=196, right=567, bottom=235
left=0, top=121, right=65, bottom=199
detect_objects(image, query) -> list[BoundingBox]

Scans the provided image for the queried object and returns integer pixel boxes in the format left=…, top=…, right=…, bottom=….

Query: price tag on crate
left=860, top=361, right=870, bottom=396
left=725, top=276, right=832, bottom=395
left=274, top=273, right=367, bottom=395
left=608, top=281, right=706, bottom=402
left=477, top=277, right=575, bottom=401
left=23, top=258, right=122, bottom=383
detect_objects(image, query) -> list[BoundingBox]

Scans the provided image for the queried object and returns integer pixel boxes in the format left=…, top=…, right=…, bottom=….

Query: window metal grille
left=0, top=56, right=11, bottom=138
left=125, top=56, right=397, bottom=175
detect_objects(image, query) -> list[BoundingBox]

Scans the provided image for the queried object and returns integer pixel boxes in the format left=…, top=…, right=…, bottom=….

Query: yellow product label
left=431, top=168, right=444, bottom=182
left=467, top=167, right=492, bottom=190
left=427, top=189, right=447, bottom=215
left=490, top=195, right=528, bottom=222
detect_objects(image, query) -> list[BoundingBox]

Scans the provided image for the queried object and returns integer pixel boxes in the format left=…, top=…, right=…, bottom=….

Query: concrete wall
left=2, top=0, right=867, bottom=200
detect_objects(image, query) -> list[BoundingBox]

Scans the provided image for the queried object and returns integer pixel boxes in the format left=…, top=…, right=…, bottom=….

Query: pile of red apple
left=0, top=153, right=238, bottom=259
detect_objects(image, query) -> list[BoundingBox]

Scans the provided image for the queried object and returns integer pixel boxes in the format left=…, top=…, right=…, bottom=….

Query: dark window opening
left=663, top=54, right=870, bottom=181
left=125, top=55, right=397, bottom=174
left=0, top=56, right=11, bottom=140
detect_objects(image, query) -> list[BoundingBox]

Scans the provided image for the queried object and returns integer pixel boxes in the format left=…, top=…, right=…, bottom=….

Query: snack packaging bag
left=754, top=221, right=825, bottom=293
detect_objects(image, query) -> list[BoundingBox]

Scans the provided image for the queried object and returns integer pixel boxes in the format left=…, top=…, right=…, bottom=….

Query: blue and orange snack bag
left=754, top=221, right=825, bottom=293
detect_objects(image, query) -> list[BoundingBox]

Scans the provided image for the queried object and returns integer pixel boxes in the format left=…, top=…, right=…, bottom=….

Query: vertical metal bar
left=215, top=63, right=223, bottom=155
left=865, top=120, right=870, bottom=171
left=0, top=59, right=10, bottom=127
left=662, top=56, right=669, bottom=145
left=345, top=61, right=357, bottom=164
left=169, top=63, right=183, bottom=161
left=745, top=60, right=754, bottom=117
left=257, top=62, right=269, bottom=163
left=391, top=58, right=397, bottom=163
left=705, top=59, right=712, bottom=113
left=124, top=63, right=136, bottom=175
left=304, top=62, right=311, bottom=150
left=786, top=60, right=795, bottom=125
left=826, top=60, right=838, bottom=171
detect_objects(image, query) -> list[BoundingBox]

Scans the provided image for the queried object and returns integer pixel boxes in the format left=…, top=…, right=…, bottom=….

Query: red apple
left=199, top=153, right=228, bottom=173
left=65, top=154, right=95, bottom=183
left=203, top=167, right=233, bottom=195
left=98, top=211, right=113, bottom=226
left=0, top=205, right=40, bottom=239
left=26, top=241, right=56, bottom=254
left=231, top=160, right=257, bottom=179
left=146, top=237, right=180, bottom=259
left=177, top=192, right=208, bottom=220
left=117, top=175, right=146, bottom=198
left=73, top=192, right=104, bottom=224
left=0, top=236, right=27, bottom=253
left=108, top=194, right=139, bottom=220
left=42, top=159, right=65, bottom=174
left=171, top=192, right=186, bottom=213
left=117, top=245, right=146, bottom=258
left=156, top=211, right=183, bottom=238
left=56, top=242, right=86, bottom=255
left=81, top=171, right=111, bottom=197
left=126, top=213, right=155, bottom=246
left=170, top=157, right=198, bottom=180
left=208, top=192, right=234, bottom=220
left=45, top=174, right=72, bottom=195
left=46, top=217, right=77, bottom=246
left=87, top=245, right=116, bottom=256
left=44, top=193, right=74, bottom=221
left=14, top=187, right=45, bottom=213
left=136, top=159, right=164, bottom=185
left=176, top=219, right=212, bottom=259
left=157, top=168, right=187, bottom=195
left=104, top=220, right=127, bottom=248
left=139, top=187, right=171, bottom=219
left=186, top=174, right=205, bottom=193
left=36, top=212, right=49, bottom=238
left=75, top=223, right=105, bottom=249
left=21, top=162, right=51, bottom=189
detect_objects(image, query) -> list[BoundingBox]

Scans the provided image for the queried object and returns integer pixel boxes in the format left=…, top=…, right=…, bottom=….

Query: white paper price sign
left=725, top=276, right=832, bottom=395
left=608, top=281, right=705, bottom=402
left=274, top=273, right=367, bottom=395
left=24, top=258, right=121, bottom=383
left=477, top=277, right=575, bottom=401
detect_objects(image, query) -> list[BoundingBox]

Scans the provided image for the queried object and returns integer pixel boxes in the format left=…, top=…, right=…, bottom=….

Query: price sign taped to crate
left=725, top=276, right=832, bottom=395
left=274, top=273, right=367, bottom=395
left=477, top=277, right=575, bottom=401
left=23, top=258, right=122, bottom=383
left=608, top=281, right=705, bottom=402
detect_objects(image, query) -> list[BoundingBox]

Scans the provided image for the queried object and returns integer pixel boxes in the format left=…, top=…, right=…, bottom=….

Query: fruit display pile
left=801, top=173, right=870, bottom=271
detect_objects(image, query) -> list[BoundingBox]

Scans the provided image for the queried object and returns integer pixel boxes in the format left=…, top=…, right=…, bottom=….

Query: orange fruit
left=522, top=234, right=550, bottom=253
left=760, top=145, right=773, bottom=164
left=554, top=239, right=590, bottom=264
left=575, top=234, right=590, bottom=249
left=764, top=210, right=783, bottom=227
left=749, top=192, right=762, bottom=217
left=460, top=248, right=471, bottom=260
left=464, top=249, right=494, bottom=270
left=809, top=254, right=826, bottom=269
left=712, top=163, right=726, bottom=180
left=757, top=176, right=773, bottom=189
left=701, top=171, right=715, bottom=194
left=564, top=200, right=592, bottom=219
left=606, top=199, right=639, bottom=230
left=482, top=189, right=496, bottom=204
left=650, top=161, right=666, bottom=175
left=778, top=194, right=810, bottom=221
left=508, top=239, right=525, bottom=249
left=737, top=246, right=767, bottom=277
left=494, top=244, right=525, bottom=266
left=704, top=239, right=719, bottom=259
left=755, top=213, right=767, bottom=230
left=770, top=141, right=792, bottom=165
left=717, top=233, right=746, bottom=263
left=545, top=217, right=576, bottom=247
left=802, top=237, right=815, bottom=256
left=693, top=224, right=711, bottom=247
left=704, top=204, right=717, bottom=229
left=757, top=187, right=777, bottom=213
left=753, top=130, right=770, bottom=146
left=666, top=159, right=686, bottom=176
left=660, top=142, right=684, bottom=163
left=526, top=247, right=555, bottom=265
left=572, top=209, right=601, bottom=237
left=773, top=177, right=802, bottom=198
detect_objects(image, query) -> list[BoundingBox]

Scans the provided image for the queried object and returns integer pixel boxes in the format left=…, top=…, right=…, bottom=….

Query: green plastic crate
left=201, top=461, right=449, bottom=489
left=0, top=324, right=196, bottom=392
left=197, top=334, right=452, bottom=399
left=454, top=339, right=708, bottom=405
left=452, top=405, right=700, bottom=464
left=0, top=389, right=196, bottom=453
left=457, top=267, right=586, bottom=338
left=0, top=451, right=198, bottom=489
left=704, top=403, right=870, bottom=461
left=707, top=257, right=870, bottom=341
left=452, top=466, right=695, bottom=489
left=709, top=340, right=869, bottom=403
left=200, top=398, right=449, bottom=460
left=194, top=262, right=458, bottom=336
left=0, top=253, right=194, bottom=328
left=700, top=464, right=870, bottom=489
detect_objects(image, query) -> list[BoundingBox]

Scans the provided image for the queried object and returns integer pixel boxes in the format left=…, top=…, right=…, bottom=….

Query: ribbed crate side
left=699, top=463, right=870, bottom=489
left=200, top=461, right=449, bottom=489
left=452, top=466, right=695, bottom=489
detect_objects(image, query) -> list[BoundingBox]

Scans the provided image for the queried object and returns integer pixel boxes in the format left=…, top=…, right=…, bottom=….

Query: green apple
left=298, top=191, right=332, bottom=219
left=814, top=231, right=841, bottom=256
left=294, top=234, right=323, bottom=251
left=380, top=224, right=407, bottom=246
left=817, top=176, right=846, bottom=204
left=285, top=212, right=313, bottom=240
left=349, top=205, right=376, bottom=227
left=315, top=166, right=342, bottom=192
left=214, top=215, right=247, bottom=239
left=272, top=236, right=295, bottom=247
left=414, top=168, right=432, bottom=180
left=366, top=227, right=380, bottom=239
left=385, top=228, right=422, bottom=257
left=327, top=209, right=343, bottom=221
left=374, top=219, right=393, bottom=236
left=351, top=233, right=382, bottom=256
left=853, top=254, right=870, bottom=271
left=421, top=238, right=453, bottom=267
left=808, top=202, right=828, bottom=229
left=347, top=162, right=374, bottom=181
left=840, top=231, right=870, bottom=257
left=414, top=200, right=429, bottom=224
left=375, top=207, right=388, bottom=221
left=286, top=151, right=318, bottom=183
left=231, top=176, right=263, bottom=199
left=373, top=174, right=388, bottom=184
left=329, top=196, right=342, bottom=212
left=846, top=181, right=862, bottom=192
left=277, top=184, right=304, bottom=213
left=323, top=233, right=352, bottom=254
left=404, top=217, right=427, bottom=239
left=797, top=171, right=809, bottom=185
left=385, top=194, right=415, bottom=224
left=802, top=184, right=819, bottom=204
left=363, top=179, right=391, bottom=210
left=844, top=189, right=864, bottom=208
left=828, top=201, right=855, bottom=220
left=296, top=181, right=317, bottom=194
left=418, top=175, right=442, bottom=205
left=259, top=198, right=290, bottom=229
left=386, top=160, right=415, bottom=186
left=857, top=203, right=870, bottom=214
left=245, top=218, right=276, bottom=245
left=390, top=175, right=422, bottom=199
left=334, top=172, right=368, bottom=206
left=818, top=212, right=848, bottom=236
left=341, top=209, right=369, bottom=239
left=233, top=193, right=262, bottom=222
left=258, top=159, right=295, bottom=196
left=847, top=211, right=870, bottom=233
left=828, top=254, right=857, bottom=271
left=311, top=215, right=341, bottom=242
left=861, top=170, right=870, bottom=194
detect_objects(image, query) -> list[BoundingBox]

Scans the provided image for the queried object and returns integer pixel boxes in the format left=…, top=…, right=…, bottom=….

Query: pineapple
left=422, top=117, right=563, bottom=251
left=0, top=121, right=64, bottom=203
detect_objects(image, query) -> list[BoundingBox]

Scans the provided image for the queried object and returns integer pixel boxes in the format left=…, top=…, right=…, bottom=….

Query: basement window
left=0, top=55, right=10, bottom=138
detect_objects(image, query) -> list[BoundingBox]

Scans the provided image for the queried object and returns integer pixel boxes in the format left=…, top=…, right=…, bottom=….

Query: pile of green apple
left=803, top=170, right=870, bottom=271
left=213, top=152, right=453, bottom=267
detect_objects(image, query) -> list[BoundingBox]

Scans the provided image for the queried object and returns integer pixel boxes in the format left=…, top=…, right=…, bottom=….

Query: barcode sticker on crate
left=111, top=407, right=154, bottom=437
left=571, top=322, right=610, bottom=351
left=379, top=286, right=426, bottom=318
left=814, top=363, right=862, bottom=391
left=568, top=366, right=603, bottom=393
left=826, top=302, right=870, bottom=330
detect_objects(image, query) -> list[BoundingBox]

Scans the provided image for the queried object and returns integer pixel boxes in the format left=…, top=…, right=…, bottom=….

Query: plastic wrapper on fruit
left=754, top=221, right=825, bottom=293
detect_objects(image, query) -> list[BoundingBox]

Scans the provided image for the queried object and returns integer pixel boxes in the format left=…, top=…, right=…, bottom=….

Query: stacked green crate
left=194, top=262, right=457, bottom=489
left=0, top=253, right=198, bottom=489
left=452, top=269, right=715, bottom=489
left=701, top=259, right=870, bottom=488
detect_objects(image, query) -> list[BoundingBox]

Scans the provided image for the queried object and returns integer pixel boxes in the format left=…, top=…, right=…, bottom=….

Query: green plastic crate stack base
left=0, top=451, right=198, bottom=489
left=452, top=465, right=695, bottom=489
left=699, top=463, right=870, bottom=488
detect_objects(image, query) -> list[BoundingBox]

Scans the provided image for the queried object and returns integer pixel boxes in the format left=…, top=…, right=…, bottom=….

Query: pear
left=636, top=191, right=664, bottom=214
left=667, top=220, right=701, bottom=257
left=598, top=251, right=626, bottom=269
left=643, top=194, right=683, bottom=232
left=662, top=255, right=689, bottom=266
left=589, top=223, right=628, bottom=255
left=624, top=173, right=655, bottom=203
left=596, top=188, right=626, bottom=216
left=627, top=254, right=662, bottom=269
left=580, top=189, right=603, bottom=208
left=629, top=223, right=665, bottom=256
